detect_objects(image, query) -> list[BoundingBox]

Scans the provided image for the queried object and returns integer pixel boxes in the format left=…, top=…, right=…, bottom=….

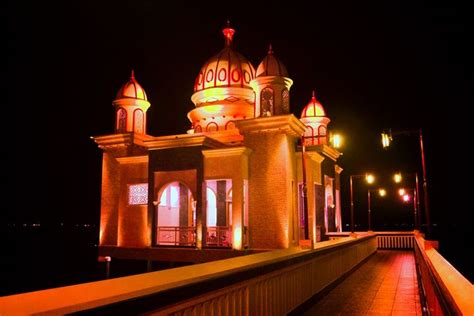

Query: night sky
left=6, top=2, right=471, bottom=251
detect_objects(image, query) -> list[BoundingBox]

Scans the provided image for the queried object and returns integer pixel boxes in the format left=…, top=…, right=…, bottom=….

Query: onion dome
left=256, top=44, right=289, bottom=77
left=301, top=91, right=327, bottom=118
left=113, top=70, right=150, bottom=135
left=300, top=91, right=330, bottom=146
left=193, top=23, right=256, bottom=92
left=116, top=70, right=148, bottom=101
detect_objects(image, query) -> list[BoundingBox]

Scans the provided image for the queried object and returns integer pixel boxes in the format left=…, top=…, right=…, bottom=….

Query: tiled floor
left=303, top=250, right=422, bottom=315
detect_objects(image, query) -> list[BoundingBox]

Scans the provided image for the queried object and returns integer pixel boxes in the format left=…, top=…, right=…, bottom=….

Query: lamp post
left=394, top=172, right=421, bottom=230
left=411, top=188, right=418, bottom=230
left=367, top=188, right=386, bottom=231
left=301, top=137, right=309, bottom=239
left=382, top=128, right=431, bottom=238
left=349, top=173, right=374, bottom=233
left=399, top=188, right=418, bottom=231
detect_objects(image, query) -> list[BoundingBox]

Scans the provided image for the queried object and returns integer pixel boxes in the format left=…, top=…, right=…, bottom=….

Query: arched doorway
left=206, top=187, right=217, bottom=227
left=205, top=179, right=232, bottom=247
left=155, top=182, right=196, bottom=246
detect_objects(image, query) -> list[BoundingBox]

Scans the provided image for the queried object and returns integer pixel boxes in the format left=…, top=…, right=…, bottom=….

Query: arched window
left=318, top=125, right=327, bottom=144
left=305, top=125, right=314, bottom=145
left=260, top=87, right=274, bottom=117
left=116, top=108, right=127, bottom=132
left=194, top=125, right=202, bottom=133
left=225, top=121, right=236, bottom=130
left=206, top=122, right=218, bottom=132
left=133, top=109, right=144, bottom=134
left=282, top=89, right=290, bottom=113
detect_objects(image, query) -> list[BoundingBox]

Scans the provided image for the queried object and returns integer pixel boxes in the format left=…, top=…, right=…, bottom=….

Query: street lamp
left=330, top=132, right=343, bottom=149
left=367, top=188, right=386, bottom=231
left=394, top=172, right=402, bottom=183
left=382, top=128, right=431, bottom=237
left=349, top=173, right=375, bottom=233
left=392, top=172, right=421, bottom=231
left=399, top=187, right=418, bottom=231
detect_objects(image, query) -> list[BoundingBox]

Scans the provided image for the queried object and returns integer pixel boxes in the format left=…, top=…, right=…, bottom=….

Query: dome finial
left=312, top=90, right=316, bottom=99
left=222, top=20, right=235, bottom=47
left=131, top=69, right=135, bottom=80
left=268, top=43, right=274, bottom=55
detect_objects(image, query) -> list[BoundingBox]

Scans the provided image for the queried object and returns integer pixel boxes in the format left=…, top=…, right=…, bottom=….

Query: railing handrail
left=414, top=234, right=473, bottom=315
left=0, top=235, right=377, bottom=315
left=157, top=226, right=197, bottom=247
left=206, top=226, right=232, bottom=247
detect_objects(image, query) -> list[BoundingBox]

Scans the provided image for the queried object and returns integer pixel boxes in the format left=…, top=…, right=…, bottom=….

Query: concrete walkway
left=303, top=250, right=422, bottom=315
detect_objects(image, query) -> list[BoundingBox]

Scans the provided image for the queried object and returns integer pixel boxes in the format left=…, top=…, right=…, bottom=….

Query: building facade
left=93, top=24, right=343, bottom=262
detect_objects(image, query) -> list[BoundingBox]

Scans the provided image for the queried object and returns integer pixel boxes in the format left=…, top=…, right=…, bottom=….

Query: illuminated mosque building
left=93, top=24, right=343, bottom=262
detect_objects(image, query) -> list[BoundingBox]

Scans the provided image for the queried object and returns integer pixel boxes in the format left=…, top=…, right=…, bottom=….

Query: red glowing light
left=222, top=25, right=235, bottom=47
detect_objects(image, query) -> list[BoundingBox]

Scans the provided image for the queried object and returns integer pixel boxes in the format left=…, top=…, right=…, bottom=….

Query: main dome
left=116, top=70, right=148, bottom=101
left=193, top=26, right=256, bottom=92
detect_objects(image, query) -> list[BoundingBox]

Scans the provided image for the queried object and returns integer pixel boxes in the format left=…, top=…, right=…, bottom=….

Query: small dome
left=301, top=91, right=327, bottom=118
left=116, top=70, right=148, bottom=101
left=256, top=44, right=289, bottom=77
left=194, top=25, right=256, bottom=92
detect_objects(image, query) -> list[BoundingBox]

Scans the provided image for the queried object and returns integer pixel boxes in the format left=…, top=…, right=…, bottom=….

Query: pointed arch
left=282, top=89, right=290, bottom=113
left=116, top=108, right=127, bottom=132
left=133, top=109, right=144, bottom=134
left=305, top=125, right=315, bottom=145
left=261, top=87, right=274, bottom=117
left=318, top=125, right=327, bottom=144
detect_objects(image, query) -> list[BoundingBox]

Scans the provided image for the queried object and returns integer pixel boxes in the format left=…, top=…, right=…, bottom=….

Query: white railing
left=206, top=226, right=232, bottom=247
left=376, top=233, right=414, bottom=249
left=157, top=226, right=196, bottom=246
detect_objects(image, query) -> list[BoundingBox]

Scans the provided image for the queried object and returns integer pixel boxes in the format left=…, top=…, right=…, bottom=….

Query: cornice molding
left=235, top=114, right=306, bottom=138
left=306, top=151, right=325, bottom=164
left=306, top=144, right=342, bottom=161
left=91, top=133, right=132, bottom=149
left=202, top=146, right=252, bottom=158
left=116, top=155, right=148, bottom=164
left=249, top=76, right=293, bottom=88
left=142, top=134, right=227, bottom=150
left=296, top=151, right=325, bottom=164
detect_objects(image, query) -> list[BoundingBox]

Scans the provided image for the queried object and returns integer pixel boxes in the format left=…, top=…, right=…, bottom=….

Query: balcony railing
left=206, top=226, right=232, bottom=247
left=376, top=232, right=414, bottom=249
left=157, top=226, right=196, bottom=247
left=414, top=234, right=472, bottom=315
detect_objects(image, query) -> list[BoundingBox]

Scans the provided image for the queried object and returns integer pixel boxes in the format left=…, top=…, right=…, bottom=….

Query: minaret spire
left=222, top=19, right=235, bottom=47
left=131, top=69, right=135, bottom=80
left=268, top=43, right=274, bottom=55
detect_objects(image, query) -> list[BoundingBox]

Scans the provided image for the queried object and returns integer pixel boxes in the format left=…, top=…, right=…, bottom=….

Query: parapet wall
left=1, top=236, right=377, bottom=315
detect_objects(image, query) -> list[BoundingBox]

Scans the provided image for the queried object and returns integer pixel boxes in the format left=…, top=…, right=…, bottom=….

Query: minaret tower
left=112, top=70, right=151, bottom=134
left=251, top=44, right=293, bottom=117
left=300, top=91, right=331, bottom=146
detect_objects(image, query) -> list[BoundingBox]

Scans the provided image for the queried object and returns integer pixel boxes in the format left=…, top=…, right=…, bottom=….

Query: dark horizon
left=5, top=1, right=472, bottom=284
